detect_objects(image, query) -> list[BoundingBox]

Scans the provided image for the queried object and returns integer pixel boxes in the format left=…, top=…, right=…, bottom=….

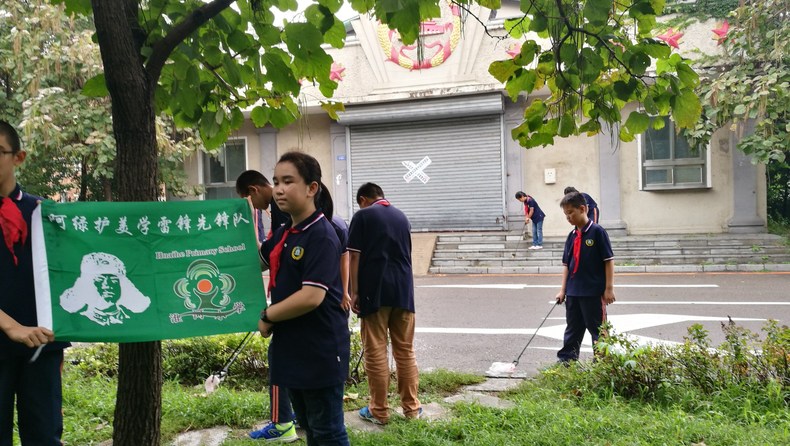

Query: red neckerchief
left=0, top=192, right=27, bottom=266
left=267, top=212, right=325, bottom=293
left=372, top=198, right=390, bottom=207
left=571, top=228, right=582, bottom=277
left=571, top=221, right=592, bottom=277
left=268, top=227, right=300, bottom=292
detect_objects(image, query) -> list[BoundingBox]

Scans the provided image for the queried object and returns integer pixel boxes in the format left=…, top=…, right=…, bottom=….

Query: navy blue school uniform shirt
left=561, top=220, right=614, bottom=297
left=259, top=210, right=350, bottom=389
left=580, top=192, right=599, bottom=221
left=525, top=196, right=545, bottom=222
left=347, top=199, right=414, bottom=317
left=0, top=185, right=69, bottom=360
left=331, top=215, right=349, bottom=251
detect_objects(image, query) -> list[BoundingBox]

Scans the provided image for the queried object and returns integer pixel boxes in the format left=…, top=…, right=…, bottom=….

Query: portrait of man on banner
left=59, top=252, right=151, bottom=326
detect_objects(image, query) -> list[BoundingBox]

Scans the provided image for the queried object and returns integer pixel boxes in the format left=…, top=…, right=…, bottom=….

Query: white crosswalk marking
left=419, top=284, right=720, bottom=289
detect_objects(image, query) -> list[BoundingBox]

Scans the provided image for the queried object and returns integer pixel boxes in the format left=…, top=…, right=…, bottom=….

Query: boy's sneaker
left=358, top=406, right=386, bottom=425
left=528, top=246, right=538, bottom=250
left=249, top=421, right=299, bottom=442
left=534, top=245, right=543, bottom=250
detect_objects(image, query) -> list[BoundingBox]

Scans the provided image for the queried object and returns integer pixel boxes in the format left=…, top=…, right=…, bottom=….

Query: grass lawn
left=58, top=366, right=789, bottom=445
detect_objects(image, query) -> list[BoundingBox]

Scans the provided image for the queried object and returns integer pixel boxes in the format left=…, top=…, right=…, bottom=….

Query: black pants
left=0, top=350, right=64, bottom=446
left=557, top=296, right=606, bottom=362
left=289, top=383, right=349, bottom=446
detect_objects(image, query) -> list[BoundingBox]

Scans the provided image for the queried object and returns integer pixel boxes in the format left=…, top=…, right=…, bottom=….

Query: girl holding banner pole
left=257, top=152, right=350, bottom=446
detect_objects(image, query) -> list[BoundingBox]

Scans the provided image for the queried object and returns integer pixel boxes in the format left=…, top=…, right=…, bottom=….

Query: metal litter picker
left=511, top=222, right=527, bottom=257
left=486, top=301, right=559, bottom=377
left=204, top=331, right=255, bottom=393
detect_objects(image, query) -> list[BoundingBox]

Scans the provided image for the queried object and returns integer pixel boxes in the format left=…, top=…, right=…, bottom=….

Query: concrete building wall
left=308, top=4, right=518, bottom=104
left=519, top=133, right=601, bottom=236
left=178, top=9, right=767, bottom=235
left=620, top=126, right=733, bottom=234
left=275, top=114, right=335, bottom=196
left=232, top=120, right=262, bottom=172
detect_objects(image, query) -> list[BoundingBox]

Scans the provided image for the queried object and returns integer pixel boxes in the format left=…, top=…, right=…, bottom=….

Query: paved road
left=406, top=272, right=790, bottom=376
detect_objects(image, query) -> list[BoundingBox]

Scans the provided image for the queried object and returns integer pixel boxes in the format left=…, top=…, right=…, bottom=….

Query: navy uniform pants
left=270, top=383, right=295, bottom=424
left=289, top=383, right=349, bottom=446
left=0, top=350, right=64, bottom=446
left=557, top=295, right=606, bottom=362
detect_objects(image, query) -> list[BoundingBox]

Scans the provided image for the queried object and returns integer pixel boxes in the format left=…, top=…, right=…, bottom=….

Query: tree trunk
left=79, top=158, right=88, bottom=201
left=114, top=342, right=163, bottom=446
left=103, top=176, right=113, bottom=202
left=91, top=0, right=162, bottom=444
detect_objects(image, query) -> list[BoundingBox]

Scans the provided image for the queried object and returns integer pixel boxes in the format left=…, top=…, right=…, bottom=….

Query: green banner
left=31, top=199, right=265, bottom=342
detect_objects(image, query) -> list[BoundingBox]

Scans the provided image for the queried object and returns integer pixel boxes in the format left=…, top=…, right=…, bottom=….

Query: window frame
left=199, top=137, right=248, bottom=199
left=637, top=119, right=711, bottom=191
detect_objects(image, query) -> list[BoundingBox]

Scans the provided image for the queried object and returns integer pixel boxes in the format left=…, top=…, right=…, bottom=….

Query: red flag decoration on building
left=31, top=199, right=266, bottom=342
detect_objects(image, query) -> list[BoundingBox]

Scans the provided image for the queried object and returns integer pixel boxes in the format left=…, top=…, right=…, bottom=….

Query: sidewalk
left=170, top=378, right=524, bottom=446
left=411, top=232, right=438, bottom=275
left=414, top=232, right=790, bottom=275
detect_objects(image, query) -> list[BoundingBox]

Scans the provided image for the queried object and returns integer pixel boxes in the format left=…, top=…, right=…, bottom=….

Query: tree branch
left=145, top=0, right=235, bottom=90
left=551, top=0, right=584, bottom=97
left=122, top=0, right=147, bottom=53
left=202, top=60, right=249, bottom=105
left=450, top=1, right=507, bottom=41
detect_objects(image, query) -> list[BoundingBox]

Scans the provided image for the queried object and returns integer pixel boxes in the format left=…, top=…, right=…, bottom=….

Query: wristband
left=260, top=309, right=274, bottom=324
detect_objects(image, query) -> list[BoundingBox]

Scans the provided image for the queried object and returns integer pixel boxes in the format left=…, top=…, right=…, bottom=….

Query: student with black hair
left=239, top=165, right=351, bottom=442
left=236, top=170, right=299, bottom=441
left=555, top=191, right=616, bottom=363
left=563, top=186, right=599, bottom=224
left=515, top=191, right=546, bottom=250
left=257, top=152, right=350, bottom=445
left=349, top=182, right=421, bottom=425
left=235, top=169, right=289, bottom=241
left=0, top=120, right=69, bottom=445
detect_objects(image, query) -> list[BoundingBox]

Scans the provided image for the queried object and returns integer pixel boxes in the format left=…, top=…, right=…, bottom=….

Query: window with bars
left=640, top=119, right=709, bottom=190
left=202, top=139, right=247, bottom=199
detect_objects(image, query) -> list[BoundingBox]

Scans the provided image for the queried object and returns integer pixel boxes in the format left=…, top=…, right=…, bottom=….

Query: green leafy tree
left=683, top=0, right=788, bottom=165
left=53, top=0, right=349, bottom=442
left=489, top=0, right=702, bottom=147
left=0, top=1, right=203, bottom=201
left=50, top=0, right=698, bottom=443
left=0, top=0, right=110, bottom=198
left=680, top=0, right=789, bottom=221
left=664, top=0, right=738, bottom=19
left=767, top=163, right=790, bottom=222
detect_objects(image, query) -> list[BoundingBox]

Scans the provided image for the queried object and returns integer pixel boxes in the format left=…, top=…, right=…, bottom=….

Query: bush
left=65, top=333, right=270, bottom=389
left=65, top=342, right=119, bottom=378
left=163, top=332, right=270, bottom=389
left=539, top=319, right=790, bottom=423
left=66, top=326, right=366, bottom=390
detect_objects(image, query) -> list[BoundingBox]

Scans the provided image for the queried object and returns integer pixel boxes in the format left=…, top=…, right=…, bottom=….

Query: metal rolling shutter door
left=349, top=115, right=504, bottom=231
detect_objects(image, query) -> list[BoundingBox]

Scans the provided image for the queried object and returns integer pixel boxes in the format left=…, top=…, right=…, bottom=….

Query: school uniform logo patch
left=291, top=246, right=304, bottom=260
left=585, top=239, right=594, bottom=247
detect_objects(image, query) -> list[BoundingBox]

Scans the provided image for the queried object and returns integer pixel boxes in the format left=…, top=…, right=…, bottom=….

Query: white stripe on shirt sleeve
left=303, top=281, right=329, bottom=291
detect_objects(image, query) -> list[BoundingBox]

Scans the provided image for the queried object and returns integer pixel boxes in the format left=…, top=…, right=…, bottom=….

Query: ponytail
left=317, top=181, right=334, bottom=221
